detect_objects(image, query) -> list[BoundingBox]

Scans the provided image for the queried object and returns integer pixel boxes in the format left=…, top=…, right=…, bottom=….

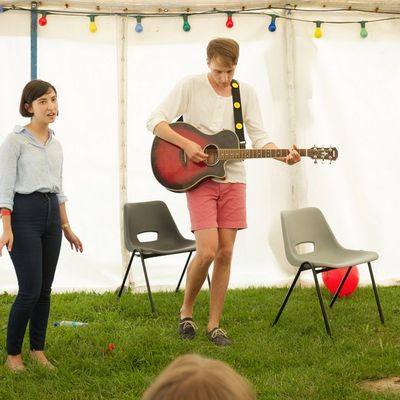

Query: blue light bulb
left=135, top=16, right=143, bottom=33
left=268, top=15, right=277, bottom=32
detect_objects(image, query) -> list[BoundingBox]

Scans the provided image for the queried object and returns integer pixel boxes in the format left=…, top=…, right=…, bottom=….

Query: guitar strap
left=177, top=80, right=245, bottom=148
left=231, top=79, right=246, bottom=149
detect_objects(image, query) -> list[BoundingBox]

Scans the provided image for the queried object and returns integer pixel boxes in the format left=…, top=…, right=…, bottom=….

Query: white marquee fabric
left=0, top=8, right=399, bottom=293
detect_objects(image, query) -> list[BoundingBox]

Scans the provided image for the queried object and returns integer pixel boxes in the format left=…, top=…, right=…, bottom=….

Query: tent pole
left=284, top=9, right=307, bottom=210
left=117, top=16, right=131, bottom=289
left=30, top=1, right=37, bottom=80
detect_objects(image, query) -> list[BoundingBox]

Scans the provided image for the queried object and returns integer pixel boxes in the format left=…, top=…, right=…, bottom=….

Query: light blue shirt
left=0, top=125, right=67, bottom=211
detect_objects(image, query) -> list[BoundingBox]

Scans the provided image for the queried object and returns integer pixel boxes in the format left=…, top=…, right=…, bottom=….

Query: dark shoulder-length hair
left=19, top=79, right=57, bottom=117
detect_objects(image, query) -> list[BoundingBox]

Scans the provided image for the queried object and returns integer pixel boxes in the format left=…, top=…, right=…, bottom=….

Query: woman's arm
left=0, top=208, right=13, bottom=255
left=59, top=203, right=83, bottom=252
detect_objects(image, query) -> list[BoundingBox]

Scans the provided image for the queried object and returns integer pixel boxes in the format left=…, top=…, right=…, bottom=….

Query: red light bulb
left=38, top=14, right=47, bottom=26
left=226, top=15, right=234, bottom=28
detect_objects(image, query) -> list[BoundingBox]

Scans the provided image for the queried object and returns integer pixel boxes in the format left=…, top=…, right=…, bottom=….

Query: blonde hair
left=142, top=354, right=256, bottom=400
left=207, top=38, right=239, bottom=66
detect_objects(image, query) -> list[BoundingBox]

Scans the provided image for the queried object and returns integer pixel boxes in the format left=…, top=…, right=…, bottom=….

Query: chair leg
left=140, top=253, right=156, bottom=313
left=272, top=266, right=303, bottom=326
left=368, top=262, right=385, bottom=325
left=117, top=251, right=136, bottom=297
left=175, top=252, right=193, bottom=292
left=329, top=267, right=353, bottom=308
left=311, top=264, right=332, bottom=336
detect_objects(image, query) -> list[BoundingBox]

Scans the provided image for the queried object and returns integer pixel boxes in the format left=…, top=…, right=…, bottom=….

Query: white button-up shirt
left=147, top=74, right=273, bottom=183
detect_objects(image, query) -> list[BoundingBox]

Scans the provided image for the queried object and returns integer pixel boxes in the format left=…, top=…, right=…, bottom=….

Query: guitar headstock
left=307, top=146, right=338, bottom=164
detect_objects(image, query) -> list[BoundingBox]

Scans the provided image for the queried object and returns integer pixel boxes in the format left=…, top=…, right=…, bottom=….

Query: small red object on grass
left=107, top=343, right=115, bottom=352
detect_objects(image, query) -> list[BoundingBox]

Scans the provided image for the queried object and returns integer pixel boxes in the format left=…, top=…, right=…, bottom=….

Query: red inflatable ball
left=322, top=266, right=359, bottom=297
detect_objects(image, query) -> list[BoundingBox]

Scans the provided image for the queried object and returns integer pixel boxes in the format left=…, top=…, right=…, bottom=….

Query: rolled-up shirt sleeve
left=56, top=157, right=68, bottom=205
left=146, top=78, right=191, bottom=133
left=0, top=135, right=19, bottom=211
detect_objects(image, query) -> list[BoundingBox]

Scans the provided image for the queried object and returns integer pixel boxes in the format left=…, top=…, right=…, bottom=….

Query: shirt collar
left=13, top=125, right=55, bottom=145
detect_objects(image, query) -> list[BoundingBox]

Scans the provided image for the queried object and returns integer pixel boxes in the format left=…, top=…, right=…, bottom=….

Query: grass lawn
left=0, top=286, right=399, bottom=399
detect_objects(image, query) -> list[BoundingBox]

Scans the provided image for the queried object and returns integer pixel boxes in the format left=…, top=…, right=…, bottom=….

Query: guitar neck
left=217, top=148, right=307, bottom=160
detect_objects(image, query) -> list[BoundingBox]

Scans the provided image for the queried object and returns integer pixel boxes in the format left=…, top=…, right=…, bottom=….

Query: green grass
left=1, top=287, right=400, bottom=399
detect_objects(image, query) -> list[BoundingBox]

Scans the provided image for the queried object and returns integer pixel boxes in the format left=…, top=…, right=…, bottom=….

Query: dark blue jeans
left=6, top=192, right=62, bottom=355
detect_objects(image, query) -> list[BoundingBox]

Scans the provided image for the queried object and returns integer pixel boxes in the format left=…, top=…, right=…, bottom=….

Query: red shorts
left=186, top=180, right=247, bottom=231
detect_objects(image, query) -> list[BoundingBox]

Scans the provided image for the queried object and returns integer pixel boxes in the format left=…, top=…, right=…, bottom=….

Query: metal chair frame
left=117, top=201, right=209, bottom=312
left=272, top=207, right=384, bottom=335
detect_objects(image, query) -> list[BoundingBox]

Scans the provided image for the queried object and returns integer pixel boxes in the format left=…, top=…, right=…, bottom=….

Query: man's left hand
left=285, top=145, right=301, bottom=165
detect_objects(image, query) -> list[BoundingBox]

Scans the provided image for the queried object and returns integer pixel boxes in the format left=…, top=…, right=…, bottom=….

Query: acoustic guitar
left=151, top=122, right=338, bottom=192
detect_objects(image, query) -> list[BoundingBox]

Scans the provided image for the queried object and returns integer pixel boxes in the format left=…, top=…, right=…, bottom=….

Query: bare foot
left=4, top=355, right=25, bottom=372
left=30, top=351, right=56, bottom=370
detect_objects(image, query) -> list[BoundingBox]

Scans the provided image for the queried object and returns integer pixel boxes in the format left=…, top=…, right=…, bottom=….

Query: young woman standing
left=0, top=80, right=83, bottom=371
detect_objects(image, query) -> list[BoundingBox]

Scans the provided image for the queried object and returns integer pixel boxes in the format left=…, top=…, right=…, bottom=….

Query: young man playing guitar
left=147, top=38, right=301, bottom=346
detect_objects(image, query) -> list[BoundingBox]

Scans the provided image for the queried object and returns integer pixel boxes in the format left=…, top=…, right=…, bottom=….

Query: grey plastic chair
left=117, top=201, right=209, bottom=312
left=272, top=207, right=384, bottom=335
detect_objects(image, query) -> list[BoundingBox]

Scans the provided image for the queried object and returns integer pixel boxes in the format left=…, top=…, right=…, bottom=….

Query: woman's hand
left=0, top=230, right=13, bottom=256
left=63, top=227, right=83, bottom=252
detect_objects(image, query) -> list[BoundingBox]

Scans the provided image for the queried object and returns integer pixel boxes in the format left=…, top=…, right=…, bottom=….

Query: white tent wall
left=294, top=13, right=400, bottom=285
left=0, top=11, right=122, bottom=292
left=0, top=8, right=399, bottom=292
left=126, top=13, right=294, bottom=291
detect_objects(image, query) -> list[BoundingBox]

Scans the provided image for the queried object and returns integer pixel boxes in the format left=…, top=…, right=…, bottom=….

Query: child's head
left=142, top=353, right=256, bottom=400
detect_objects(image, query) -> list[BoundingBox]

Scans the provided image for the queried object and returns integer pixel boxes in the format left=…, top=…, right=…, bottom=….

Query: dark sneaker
left=206, top=327, right=232, bottom=346
left=179, top=317, right=197, bottom=340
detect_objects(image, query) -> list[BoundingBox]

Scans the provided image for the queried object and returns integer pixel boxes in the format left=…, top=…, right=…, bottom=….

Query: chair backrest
left=123, top=201, right=184, bottom=250
left=281, top=207, right=342, bottom=267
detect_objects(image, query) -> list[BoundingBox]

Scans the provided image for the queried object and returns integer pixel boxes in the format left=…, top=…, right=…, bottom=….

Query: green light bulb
left=360, top=22, right=368, bottom=39
left=183, top=15, right=191, bottom=32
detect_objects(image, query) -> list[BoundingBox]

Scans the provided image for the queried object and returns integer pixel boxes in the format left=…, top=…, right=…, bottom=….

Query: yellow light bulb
left=314, top=21, right=322, bottom=39
left=89, top=21, right=97, bottom=32
left=89, top=16, right=97, bottom=33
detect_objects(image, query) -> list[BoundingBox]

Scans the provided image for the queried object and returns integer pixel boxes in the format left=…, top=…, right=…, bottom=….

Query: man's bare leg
left=180, top=228, right=218, bottom=319
left=207, top=228, right=237, bottom=331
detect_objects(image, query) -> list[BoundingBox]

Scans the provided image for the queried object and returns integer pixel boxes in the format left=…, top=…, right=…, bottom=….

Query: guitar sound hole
left=204, top=145, right=219, bottom=166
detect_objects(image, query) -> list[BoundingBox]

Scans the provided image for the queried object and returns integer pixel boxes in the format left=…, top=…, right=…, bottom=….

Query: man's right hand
left=182, top=141, right=208, bottom=163
left=154, top=121, right=207, bottom=163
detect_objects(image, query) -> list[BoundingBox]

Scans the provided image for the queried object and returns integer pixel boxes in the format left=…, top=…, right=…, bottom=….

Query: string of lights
left=1, top=3, right=400, bottom=38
